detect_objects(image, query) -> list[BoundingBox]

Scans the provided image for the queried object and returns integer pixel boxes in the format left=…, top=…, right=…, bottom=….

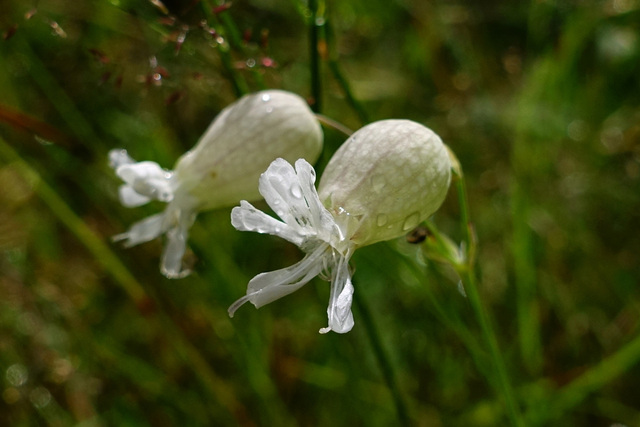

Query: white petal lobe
left=112, top=213, right=166, bottom=247
left=231, top=201, right=304, bottom=246
left=320, top=252, right=355, bottom=334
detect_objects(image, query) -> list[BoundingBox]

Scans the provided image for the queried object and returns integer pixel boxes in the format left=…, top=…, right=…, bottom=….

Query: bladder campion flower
left=229, top=119, right=452, bottom=333
left=109, top=90, right=323, bottom=278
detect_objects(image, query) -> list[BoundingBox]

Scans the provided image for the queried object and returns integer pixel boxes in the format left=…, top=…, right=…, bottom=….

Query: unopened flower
left=110, top=90, right=323, bottom=278
left=229, top=119, right=452, bottom=333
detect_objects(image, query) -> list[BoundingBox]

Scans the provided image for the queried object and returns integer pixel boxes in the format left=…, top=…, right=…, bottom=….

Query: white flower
left=110, top=90, right=323, bottom=278
left=229, top=119, right=452, bottom=333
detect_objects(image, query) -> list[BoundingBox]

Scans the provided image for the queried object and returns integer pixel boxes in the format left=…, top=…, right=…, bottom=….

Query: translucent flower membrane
left=110, top=90, right=323, bottom=278
left=230, top=119, right=452, bottom=333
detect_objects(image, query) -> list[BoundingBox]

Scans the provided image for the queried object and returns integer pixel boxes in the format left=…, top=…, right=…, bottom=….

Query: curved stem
left=315, top=113, right=353, bottom=137
left=454, top=172, right=524, bottom=426
left=462, top=269, right=524, bottom=426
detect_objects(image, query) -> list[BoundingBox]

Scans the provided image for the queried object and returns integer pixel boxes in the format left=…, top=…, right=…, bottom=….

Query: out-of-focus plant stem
left=423, top=163, right=524, bottom=426
left=199, top=1, right=250, bottom=96
left=206, top=1, right=266, bottom=91
left=452, top=169, right=525, bottom=427
left=354, top=290, right=412, bottom=425
left=309, top=0, right=323, bottom=112
left=324, top=18, right=369, bottom=125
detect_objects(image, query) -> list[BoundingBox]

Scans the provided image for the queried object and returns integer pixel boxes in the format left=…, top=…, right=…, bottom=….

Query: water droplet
left=376, top=214, right=388, bottom=227
left=290, top=184, right=302, bottom=199
left=29, top=387, right=51, bottom=409
left=265, top=106, right=274, bottom=113
left=246, top=58, right=256, bottom=68
left=6, top=364, right=28, bottom=387
left=371, top=175, right=385, bottom=192
left=164, top=171, right=173, bottom=179
left=402, top=212, right=421, bottom=231
left=261, top=93, right=271, bottom=102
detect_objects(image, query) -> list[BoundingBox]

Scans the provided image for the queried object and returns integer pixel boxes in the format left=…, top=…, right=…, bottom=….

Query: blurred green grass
left=1, top=0, right=640, bottom=426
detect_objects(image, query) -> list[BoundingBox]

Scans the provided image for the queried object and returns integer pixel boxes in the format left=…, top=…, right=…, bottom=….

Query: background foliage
left=1, top=0, right=639, bottom=425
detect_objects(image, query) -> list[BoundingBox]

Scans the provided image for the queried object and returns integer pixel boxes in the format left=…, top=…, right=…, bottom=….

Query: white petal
left=108, top=148, right=135, bottom=169
left=119, top=185, right=151, bottom=207
left=231, top=201, right=304, bottom=246
left=228, top=243, right=329, bottom=316
left=160, top=212, right=194, bottom=279
left=116, top=161, right=165, bottom=184
left=115, top=161, right=174, bottom=202
left=294, top=159, right=335, bottom=235
left=320, top=251, right=355, bottom=334
left=112, top=213, right=166, bottom=247
left=258, top=158, right=317, bottom=232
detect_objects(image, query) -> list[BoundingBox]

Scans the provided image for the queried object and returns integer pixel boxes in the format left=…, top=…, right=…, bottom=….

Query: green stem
left=315, top=113, right=353, bottom=136
left=199, top=1, right=250, bottom=96
left=354, top=289, right=411, bottom=425
left=308, top=0, right=323, bottom=112
left=453, top=172, right=524, bottom=426
left=215, top=4, right=267, bottom=90
left=462, top=269, right=524, bottom=426
left=387, top=242, right=492, bottom=377
left=324, top=18, right=370, bottom=124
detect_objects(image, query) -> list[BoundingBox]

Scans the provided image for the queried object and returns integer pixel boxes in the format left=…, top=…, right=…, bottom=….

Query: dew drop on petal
left=261, top=93, right=271, bottom=102
left=402, top=212, right=421, bottom=231
left=290, top=184, right=302, bottom=199
left=376, top=214, right=388, bottom=227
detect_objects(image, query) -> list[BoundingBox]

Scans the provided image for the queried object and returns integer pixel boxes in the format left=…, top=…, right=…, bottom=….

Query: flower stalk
left=423, top=154, right=525, bottom=426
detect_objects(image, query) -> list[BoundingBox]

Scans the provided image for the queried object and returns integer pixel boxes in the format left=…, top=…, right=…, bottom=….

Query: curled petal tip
left=228, top=294, right=253, bottom=318
left=161, top=268, right=192, bottom=279
left=109, top=148, right=134, bottom=169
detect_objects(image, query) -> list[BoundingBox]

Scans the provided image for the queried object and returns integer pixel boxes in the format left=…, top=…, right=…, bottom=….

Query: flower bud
left=173, top=90, right=323, bottom=210
left=110, top=89, right=323, bottom=278
left=318, top=119, right=451, bottom=248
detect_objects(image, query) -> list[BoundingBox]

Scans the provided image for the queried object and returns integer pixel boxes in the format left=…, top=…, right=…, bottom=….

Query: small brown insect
left=406, top=225, right=430, bottom=244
